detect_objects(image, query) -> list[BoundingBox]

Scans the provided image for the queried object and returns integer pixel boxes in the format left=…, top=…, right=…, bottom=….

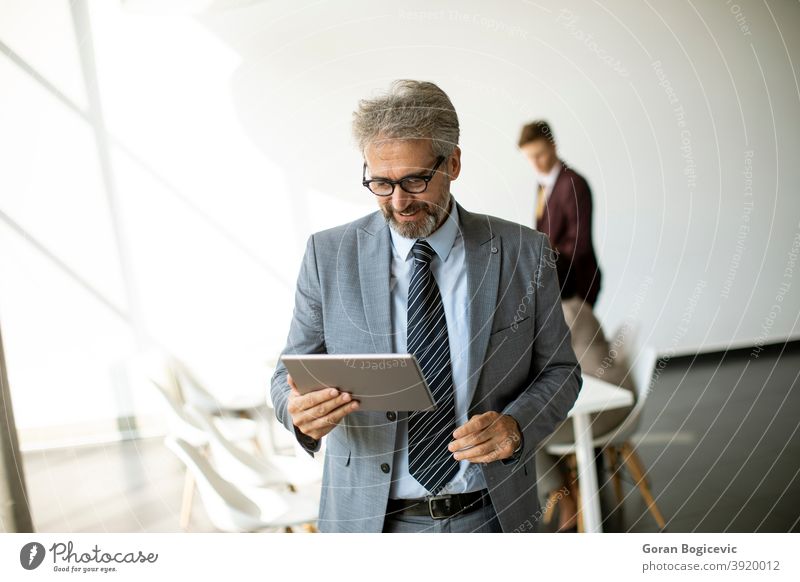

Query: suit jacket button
left=386, top=411, right=396, bottom=421
left=380, top=463, right=391, bottom=474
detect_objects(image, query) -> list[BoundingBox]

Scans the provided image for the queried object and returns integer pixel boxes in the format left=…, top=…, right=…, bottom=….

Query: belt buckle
left=427, top=494, right=456, bottom=520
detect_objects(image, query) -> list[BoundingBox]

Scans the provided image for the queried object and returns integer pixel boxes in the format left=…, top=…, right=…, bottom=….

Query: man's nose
left=390, top=187, right=414, bottom=210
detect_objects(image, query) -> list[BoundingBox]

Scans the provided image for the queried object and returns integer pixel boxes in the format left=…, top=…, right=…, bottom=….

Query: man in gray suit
left=270, top=80, right=582, bottom=533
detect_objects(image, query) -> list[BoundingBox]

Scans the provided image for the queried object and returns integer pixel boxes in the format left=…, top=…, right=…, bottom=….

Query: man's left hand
left=448, top=412, right=522, bottom=463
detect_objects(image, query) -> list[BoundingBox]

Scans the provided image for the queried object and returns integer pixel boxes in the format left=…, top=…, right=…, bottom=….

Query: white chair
left=264, top=373, right=312, bottom=456
left=150, top=379, right=260, bottom=529
left=544, top=342, right=667, bottom=530
left=172, top=360, right=282, bottom=456
left=164, top=436, right=319, bottom=532
left=129, top=348, right=261, bottom=444
left=174, top=360, right=267, bottom=414
left=189, top=404, right=322, bottom=490
left=150, top=379, right=259, bottom=444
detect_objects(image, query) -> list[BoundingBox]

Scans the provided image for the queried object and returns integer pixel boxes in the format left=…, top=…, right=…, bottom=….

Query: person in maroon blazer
left=518, top=120, right=606, bottom=531
left=518, top=120, right=602, bottom=307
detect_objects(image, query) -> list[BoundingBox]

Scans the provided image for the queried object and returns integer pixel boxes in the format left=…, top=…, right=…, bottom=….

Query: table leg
left=572, top=411, right=602, bottom=533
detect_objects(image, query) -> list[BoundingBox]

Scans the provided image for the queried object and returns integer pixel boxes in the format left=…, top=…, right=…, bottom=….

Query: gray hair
left=352, top=80, right=459, bottom=158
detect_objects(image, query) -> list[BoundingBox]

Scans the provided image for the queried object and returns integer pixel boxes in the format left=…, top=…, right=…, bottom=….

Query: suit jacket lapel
left=457, top=201, right=501, bottom=409
left=357, top=212, right=393, bottom=354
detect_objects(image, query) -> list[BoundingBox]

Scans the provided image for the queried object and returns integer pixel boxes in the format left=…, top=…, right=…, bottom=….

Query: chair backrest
left=151, top=380, right=209, bottom=447
left=607, top=344, right=658, bottom=443
left=127, top=347, right=181, bottom=401
left=188, top=404, right=288, bottom=488
left=164, top=436, right=261, bottom=531
left=633, top=346, right=660, bottom=405
left=606, top=317, right=657, bottom=402
left=172, top=360, right=224, bottom=414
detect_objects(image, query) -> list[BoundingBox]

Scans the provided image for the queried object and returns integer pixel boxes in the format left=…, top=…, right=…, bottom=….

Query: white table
left=563, top=375, right=634, bottom=533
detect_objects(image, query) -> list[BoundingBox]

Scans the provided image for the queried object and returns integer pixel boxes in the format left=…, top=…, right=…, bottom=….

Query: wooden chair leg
left=605, top=446, right=624, bottom=506
left=621, top=442, right=666, bottom=530
left=179, top=469, right=195, bottom=531
left=542, top=489, right=562, bottom=526
left=565, top=454, right=584, bottom=533
left=626, top=443, right=653, bottom=489
left=248, top=422, right=267, bottom=457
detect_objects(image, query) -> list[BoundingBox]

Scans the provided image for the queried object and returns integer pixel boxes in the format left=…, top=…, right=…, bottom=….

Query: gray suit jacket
left=270, top=200, right=582, bottom=532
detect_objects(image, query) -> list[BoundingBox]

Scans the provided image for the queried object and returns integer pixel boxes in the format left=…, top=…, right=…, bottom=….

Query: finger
left=288, top=386, right=337, bottom=416
left=287, top=374, right=301, bottom=398
left=294, top=391, right=348, bottom=426
left=470, top=438, right=517, bottom=463
left=452, top=412, right=495, bottom=440
left=453, top=437, right=508, bottom=462
left=450, top=414, right=500, bottom=450
left=448, top=427, right=494, bottom=453
left=464, top=450, right=508, bottom=464
left=304, top=391, right=354, bottom=421
left=305, top=399, right=360, bottom=431
left=295, top=386, right=341, bottom=410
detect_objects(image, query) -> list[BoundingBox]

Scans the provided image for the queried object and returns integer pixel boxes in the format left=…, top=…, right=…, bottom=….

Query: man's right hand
left=286, top=373, right=360, bottom=441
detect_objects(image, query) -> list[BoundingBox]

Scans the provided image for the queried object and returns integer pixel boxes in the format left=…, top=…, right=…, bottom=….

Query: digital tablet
left=280, top=354, right=437, bottom=412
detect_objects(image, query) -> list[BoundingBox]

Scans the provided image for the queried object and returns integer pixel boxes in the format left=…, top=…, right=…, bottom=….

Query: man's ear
left=447, top=146, right=462, bottom=180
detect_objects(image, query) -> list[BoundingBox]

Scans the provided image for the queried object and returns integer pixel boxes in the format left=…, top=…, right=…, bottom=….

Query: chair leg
left=251, top=435, right=263, bottom=456
left=605, top=446, right=624, bottom=506
left=620, top=442, right=666, bottom=530
left=179, top=469, right=195, bottom=531
left=565, top=454, right=584, bottom=533
left=625, top=443, right=652, bottom=489
left=542, top=490, right=562, bottom=526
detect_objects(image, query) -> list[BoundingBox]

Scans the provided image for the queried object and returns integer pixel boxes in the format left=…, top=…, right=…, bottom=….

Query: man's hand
left=448, top=411, right=522, bottom=463
left=286, top=374, right=360, bottom=441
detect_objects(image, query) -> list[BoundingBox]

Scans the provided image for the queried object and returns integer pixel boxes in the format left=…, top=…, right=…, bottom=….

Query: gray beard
left=383, top=192, right=451, bottom=239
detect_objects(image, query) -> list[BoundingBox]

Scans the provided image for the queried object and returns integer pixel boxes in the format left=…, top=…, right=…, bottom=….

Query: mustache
left=385, top=201, right=437, bottom=214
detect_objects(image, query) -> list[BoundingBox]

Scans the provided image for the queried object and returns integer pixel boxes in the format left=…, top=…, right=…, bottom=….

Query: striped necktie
left=406, top=239, right=459, bottom=495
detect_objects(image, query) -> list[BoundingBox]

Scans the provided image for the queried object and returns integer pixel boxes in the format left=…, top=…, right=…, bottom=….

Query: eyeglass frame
left=361, top=155, right=446, bottom=196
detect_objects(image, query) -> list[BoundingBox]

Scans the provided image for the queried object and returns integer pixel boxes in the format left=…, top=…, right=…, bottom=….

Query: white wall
left=212, top=2, right=800, bottom=353
left=1, top=0, right=798, bottom=433
left=200, top=0, right=800, bottom=356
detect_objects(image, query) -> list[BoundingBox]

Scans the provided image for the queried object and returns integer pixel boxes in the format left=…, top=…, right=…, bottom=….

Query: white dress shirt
left=387, top=198, right=488, bottom=498
left=537, top=158, right=563, bottom=201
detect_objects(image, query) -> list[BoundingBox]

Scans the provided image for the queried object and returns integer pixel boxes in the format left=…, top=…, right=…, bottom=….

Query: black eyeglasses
left=362, top=156, right=445, bottom=196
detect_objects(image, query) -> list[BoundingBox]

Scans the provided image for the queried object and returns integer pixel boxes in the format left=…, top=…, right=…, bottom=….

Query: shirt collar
left=537, top=159, right=562, bottom=188
left=389, top=198, right=461, bottom=263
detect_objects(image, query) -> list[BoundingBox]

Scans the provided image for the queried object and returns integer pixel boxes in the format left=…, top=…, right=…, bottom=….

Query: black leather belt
left=386, top=489, right=490, bottom=520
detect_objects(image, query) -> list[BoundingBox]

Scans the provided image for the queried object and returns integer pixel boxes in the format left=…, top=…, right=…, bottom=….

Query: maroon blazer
left=536, top=161, right=602, bottom=306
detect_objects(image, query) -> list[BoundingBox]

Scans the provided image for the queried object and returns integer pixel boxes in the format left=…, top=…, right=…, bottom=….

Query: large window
left=0, top=0, right=355, bottom=447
